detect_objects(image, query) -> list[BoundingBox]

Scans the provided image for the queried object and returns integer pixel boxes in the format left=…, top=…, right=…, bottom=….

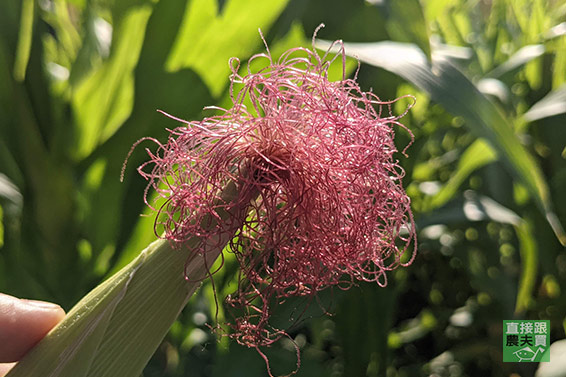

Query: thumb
left=0, top=293, right=65, bottom=363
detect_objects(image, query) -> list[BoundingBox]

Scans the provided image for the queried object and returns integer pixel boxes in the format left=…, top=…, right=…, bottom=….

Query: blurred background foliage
left=1, top=0, right=566, bottom=376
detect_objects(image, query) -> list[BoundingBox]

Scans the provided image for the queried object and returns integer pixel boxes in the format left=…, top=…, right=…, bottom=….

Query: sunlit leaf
left=485, top=44, right=545, bottom=79
left=523, top=84, right=566, bottom=121
left=42, top=0, right=82, bottom=67
left=0, top=174, right=23, bottom=215
left=165, top=0, right=289, bottom=97
left=71, top=3, right=153, bottom=160
left=75, top=0, right=214, bottom=270
left=418, top=190, right=521, bottom=229
left=476, top=78, right=510, bottom=103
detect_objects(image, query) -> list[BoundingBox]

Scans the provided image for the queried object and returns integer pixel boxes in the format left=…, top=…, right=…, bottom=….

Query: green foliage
left=1, top=0, right=566, bottom=376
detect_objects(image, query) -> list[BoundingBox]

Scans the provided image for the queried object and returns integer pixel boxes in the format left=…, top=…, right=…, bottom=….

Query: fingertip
left=0, top=362, right=17, bottom=377
left=0, top=294, right=66, bottom=363
left=20, top=299, right=66, bottom=322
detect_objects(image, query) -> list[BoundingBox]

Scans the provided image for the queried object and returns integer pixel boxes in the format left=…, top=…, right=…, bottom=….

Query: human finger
left=0, top=293, right=65, bottom=363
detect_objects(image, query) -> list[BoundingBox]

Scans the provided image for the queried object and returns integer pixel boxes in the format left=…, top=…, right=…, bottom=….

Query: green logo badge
left=503, top=320, right=550, bottom=362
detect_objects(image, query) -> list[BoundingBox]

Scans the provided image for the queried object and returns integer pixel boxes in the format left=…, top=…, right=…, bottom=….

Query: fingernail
left=21, top=299, right=62, bottom=310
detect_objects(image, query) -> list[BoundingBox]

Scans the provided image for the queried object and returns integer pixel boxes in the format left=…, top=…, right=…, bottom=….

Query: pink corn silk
left=137, top=36, right=416, bottom=354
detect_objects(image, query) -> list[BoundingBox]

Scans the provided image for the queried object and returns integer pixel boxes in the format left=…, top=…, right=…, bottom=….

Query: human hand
left=0, top=293, right=65, bottom=377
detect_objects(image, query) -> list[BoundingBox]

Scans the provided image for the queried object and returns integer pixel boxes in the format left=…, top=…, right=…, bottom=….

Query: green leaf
left=108, top=190, right=160, bottom=275
left=7, top=181, right=245, bottom=377
left=42, top=0, right=82, bottom=67
left=515, top=219, right=537, bottom=313
left=336, top=284, right=396, bottom=376
left=428, top=139, right=497, bottom=209
left=13, top=0, right=34, bottom=81
left=318, top=40, right=565, bottom=245
left=7, top=239, right=189, bottom=377
left=550, top=35, right=566, bottom=88
left=371, top=0, right=431, bottom=59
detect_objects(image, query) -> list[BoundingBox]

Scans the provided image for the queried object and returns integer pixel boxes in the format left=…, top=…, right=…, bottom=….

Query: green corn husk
left=7, top=182, right=243, bottom=377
